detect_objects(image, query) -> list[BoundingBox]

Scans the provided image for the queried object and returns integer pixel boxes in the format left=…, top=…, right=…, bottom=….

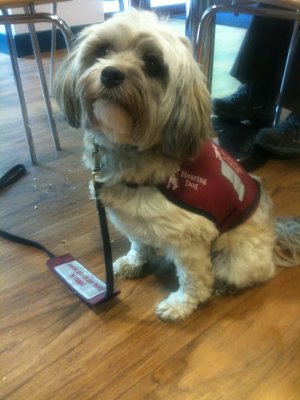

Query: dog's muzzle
left=101, top=66, right=125, bottom=89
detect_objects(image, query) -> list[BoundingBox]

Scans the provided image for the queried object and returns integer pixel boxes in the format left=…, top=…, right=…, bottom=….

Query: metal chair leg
left=206, top=14, right=216, bottom=93
left=273, top=21, right=299, bottom=127
left=196, top=7, right=217, bottom=92
left=2, top=9, right=37, bottom=164
left=186, top=0, right=213, bottom=53
left=50, top=2, right=58, bottom=97
left=25, top=4, right=61, bottom=151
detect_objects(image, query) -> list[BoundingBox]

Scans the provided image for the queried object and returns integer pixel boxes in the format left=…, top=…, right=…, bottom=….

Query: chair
left=186, top=0, right=214, bottom=50
left=187, top=0, right=300, bottom=127
left=0, top=0, right=73, bottom=164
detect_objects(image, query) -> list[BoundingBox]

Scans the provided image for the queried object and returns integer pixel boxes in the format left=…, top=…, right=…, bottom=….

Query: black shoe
left=212, top=83, right=275, bottom=124
left=212, top=116, right=269, bottom=171
left=256, top=113, right=300, bottom=157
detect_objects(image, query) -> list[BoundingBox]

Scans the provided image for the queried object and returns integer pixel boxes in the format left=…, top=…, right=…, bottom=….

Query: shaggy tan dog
left=55, top=10, right=300, bottom=321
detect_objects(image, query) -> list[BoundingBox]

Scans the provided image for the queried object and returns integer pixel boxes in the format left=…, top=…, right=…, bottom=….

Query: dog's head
left=55, top=10, right=212, bottom=161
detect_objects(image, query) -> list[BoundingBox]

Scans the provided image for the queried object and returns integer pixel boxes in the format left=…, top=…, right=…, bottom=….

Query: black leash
left=0, top=159, right=118, bottom=304
left=0, top=164, right=56, bottom=259
left=0, top=164, right=26, bottom=190
left=93, top=185, right=115, bottom=298
left=92, top=142, right=116, bottom=299
left=0, top=228, right=56, bottom=259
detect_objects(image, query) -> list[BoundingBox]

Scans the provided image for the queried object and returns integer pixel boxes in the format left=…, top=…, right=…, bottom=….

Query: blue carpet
left=216, top=12, right=252, bottom=29
left=176, top=11, right=252, bottom=29
left=0, top=13, right=252, bottom=57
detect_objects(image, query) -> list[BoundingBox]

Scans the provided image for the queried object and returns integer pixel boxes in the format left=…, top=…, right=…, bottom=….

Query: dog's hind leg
left=113, top=240, right=155, bottom=279
left=156, top=245, right=214, bottom=322
left=212, top=225, right=276, bottom=293
left=212, top=191, right=277, bottom=293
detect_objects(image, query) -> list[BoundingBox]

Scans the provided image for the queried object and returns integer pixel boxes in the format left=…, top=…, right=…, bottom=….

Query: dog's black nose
left=100, top=66, right=125, bottom=88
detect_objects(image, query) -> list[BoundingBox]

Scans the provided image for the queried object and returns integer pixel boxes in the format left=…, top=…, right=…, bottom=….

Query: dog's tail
left=274, top=217, right=300, bottom=267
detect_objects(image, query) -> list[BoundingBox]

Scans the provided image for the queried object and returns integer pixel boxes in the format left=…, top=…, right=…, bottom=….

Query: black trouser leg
left=230, top=15, right=294, bottom=99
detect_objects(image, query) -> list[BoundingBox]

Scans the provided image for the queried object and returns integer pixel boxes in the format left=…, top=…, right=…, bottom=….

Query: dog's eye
left=96, top=44, right=112, bottom=59
left=143, top=56, right=164, bottom=78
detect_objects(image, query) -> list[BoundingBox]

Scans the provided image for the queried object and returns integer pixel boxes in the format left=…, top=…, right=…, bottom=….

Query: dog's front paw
left=113, top=256, right=143, bottom=279
left=156, top=291, right=198, bottom=322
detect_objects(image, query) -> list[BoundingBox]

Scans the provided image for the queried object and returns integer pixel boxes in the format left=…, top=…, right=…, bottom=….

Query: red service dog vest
left=158, top=141, right=261, bottom=233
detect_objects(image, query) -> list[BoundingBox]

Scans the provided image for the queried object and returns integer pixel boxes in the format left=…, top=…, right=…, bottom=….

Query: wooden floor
left=1, top=25, right=300, bottom=400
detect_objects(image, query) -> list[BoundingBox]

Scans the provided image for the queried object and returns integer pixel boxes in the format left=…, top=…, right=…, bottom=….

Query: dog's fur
left=55, top=10, right=300, bottom=321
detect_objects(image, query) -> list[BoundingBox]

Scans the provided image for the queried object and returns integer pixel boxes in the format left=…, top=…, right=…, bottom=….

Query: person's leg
left=213, top=15, right=294, bottom=124
left=231, top=16, right=294, bottom=97
left=256, top=28, right=300, bottom=157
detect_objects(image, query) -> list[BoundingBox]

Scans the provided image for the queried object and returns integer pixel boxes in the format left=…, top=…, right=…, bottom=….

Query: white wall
left=2, top=0, right=104, bottom=35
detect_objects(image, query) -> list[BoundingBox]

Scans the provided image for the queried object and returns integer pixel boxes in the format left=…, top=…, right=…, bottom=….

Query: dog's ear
left=54, top=51, right=81, bottom=129
left=162, top=65, right=212, bottom=161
